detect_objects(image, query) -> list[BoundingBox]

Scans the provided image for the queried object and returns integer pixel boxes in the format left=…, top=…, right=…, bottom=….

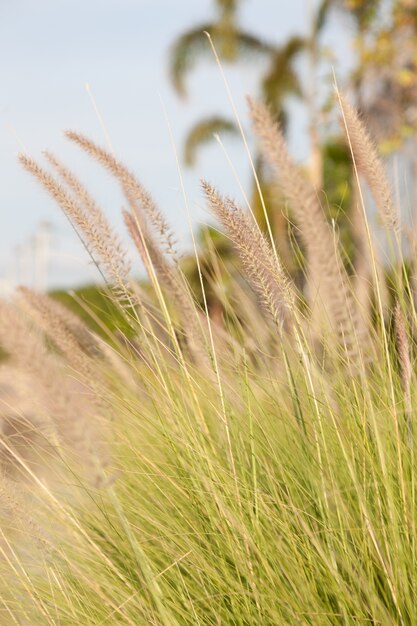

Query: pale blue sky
left=0, top=0, right=351, bottom=289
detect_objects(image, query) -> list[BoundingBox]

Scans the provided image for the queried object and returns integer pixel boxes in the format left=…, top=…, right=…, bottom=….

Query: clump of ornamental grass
left=1, top=94, right=417, bottom=625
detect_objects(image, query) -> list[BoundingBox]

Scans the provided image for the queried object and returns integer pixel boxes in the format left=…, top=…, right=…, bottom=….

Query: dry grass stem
left=17, top=287, right=100, bottom=373
left=18, top=154, right=131, bottom=289
left=5, top=95, right=417, bottom=625
left=64, top=131, right=178, bottom=260
left=60, top=132, right=208, bottom=364
left=202, top=180, right=295, bottom=331
left=248, top=97, right=363, bottom=355
left=44, top=150, right=131, bottom=277
left=394, top=301, right=412, bottom=439
left=338, top=94, right=399, bottom=234
left=124, top=210, right=208, bottom=366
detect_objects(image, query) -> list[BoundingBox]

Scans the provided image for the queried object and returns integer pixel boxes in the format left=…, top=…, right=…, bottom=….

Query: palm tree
left=171, top=4, right=305, bottom=143
left=170, top=0, right=335, bottom=177
left=170, top=0, right=273, bottom=100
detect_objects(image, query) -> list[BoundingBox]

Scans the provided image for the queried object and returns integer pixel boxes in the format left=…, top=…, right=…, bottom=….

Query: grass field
left=0, top=92, right=416, bottom=625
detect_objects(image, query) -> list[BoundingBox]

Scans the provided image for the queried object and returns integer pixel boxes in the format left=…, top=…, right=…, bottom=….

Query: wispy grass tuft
left=1, top=96, right=416, bottom=626
left=338, top=93, right=400, bottom=234
left=202, top=179, right=295, bottom=331
left=248, top=97, right=365, bottom=359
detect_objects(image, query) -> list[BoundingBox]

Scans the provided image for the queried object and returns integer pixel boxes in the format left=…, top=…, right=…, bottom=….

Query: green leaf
left=169, top=24, right=273, bottom=97
left=261, top=37, right=305, bottom=118
left=215, top=0, right=239, bottom=13
left=314, top=0, right=332, bottom=35
left=169, top=23, right=216, bottom=97
left=184, top=116, right=238, bottom=165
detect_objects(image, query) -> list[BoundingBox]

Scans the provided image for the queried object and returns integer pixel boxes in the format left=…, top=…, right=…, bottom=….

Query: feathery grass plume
left=64, top=131, right=209, bottom=366
left=64, top=130, right=178, bottom=259
left=18, top=154, right=131, bottom=292
left=17, top=287, right=100, bottom=374
left=44, top=150, right=131, bottom=277
left=248, top=97, right=363, bottom=355
left=0, top=300, right=106, bottom=484
left=394, top=301, right=412, bottom=440
left=338, top=93, right=399, bottom=235
left=202, top=181, right=295, bottom=331
left=9, top=107, right=417, bottom=625
left=62, top=131, right=178, bottom=280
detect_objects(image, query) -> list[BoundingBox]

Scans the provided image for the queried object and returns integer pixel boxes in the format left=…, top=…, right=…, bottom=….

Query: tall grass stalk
left=0, top=96, right=416, bottom=625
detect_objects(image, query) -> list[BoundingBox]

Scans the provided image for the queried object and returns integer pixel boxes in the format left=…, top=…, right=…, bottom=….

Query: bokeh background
left=0, top=0, right=351, bottom=291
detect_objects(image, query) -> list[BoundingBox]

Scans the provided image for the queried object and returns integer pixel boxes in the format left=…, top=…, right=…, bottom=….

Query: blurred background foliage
left=58, top=0, right=417, bottom=327
left=170, top=0, right=417, bottom=311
